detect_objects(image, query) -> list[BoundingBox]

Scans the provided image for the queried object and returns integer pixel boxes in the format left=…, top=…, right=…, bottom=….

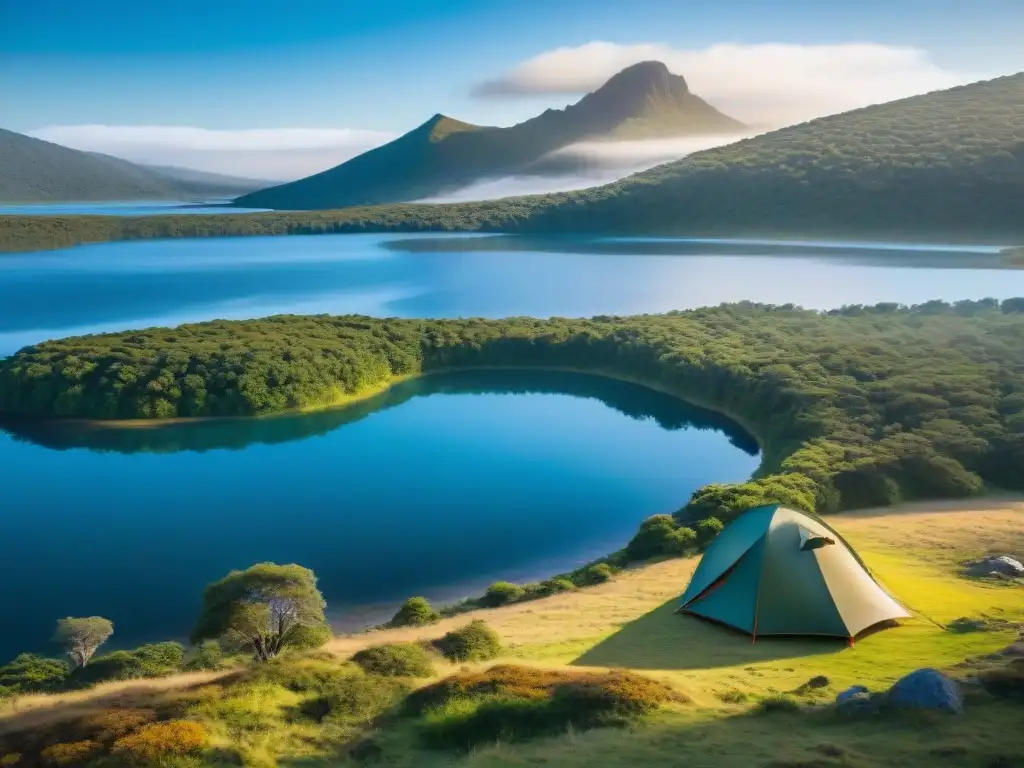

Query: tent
left=677, top=504, right=909, bottom=642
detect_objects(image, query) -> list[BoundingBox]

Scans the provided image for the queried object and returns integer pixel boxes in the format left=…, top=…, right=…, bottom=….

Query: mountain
left=4, top=74, right=1023, bottom=254
left=0, top=129, right=267, bottom=203
left=137, top=164, right=273, bottom=194
left=233, top=61, right=744, bottom=210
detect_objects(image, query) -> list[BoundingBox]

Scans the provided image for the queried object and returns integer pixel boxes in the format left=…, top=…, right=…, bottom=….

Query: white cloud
left=419, top=132, right=758, bottom=203
left=29, top=125, right=396, bottom=181
left=472, top=41, right=981, bottom=126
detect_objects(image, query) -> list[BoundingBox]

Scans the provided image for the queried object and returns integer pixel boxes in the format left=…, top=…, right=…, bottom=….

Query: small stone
left=836, top=684, right=868, bottom=704
left=964, top=555, right=1024, bottom=578
left=886, top=668, right=964, bottom=714
left=837, top=691, right=879, bottom=715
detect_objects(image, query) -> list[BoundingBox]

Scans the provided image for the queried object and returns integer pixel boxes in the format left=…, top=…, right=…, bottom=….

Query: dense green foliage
left=68, top=642, right=185, bottom=687
left=350, top=643, right=435, bottom=678
left=2, top=74, right=1022, bottom=253
left=481, top=581, right=526, bottom=607
left=0, top=654, right=69, bottom=696
left=388, top=597, right=441, bottom=628
left=190, top=563, right=327, bottom=662
left=432, top=621, right=502, bottom=663
left=405, top=665, right=681, bottom=750
left=235, top=62, right=741, bottom=210
left=5, top=302, right=1023, bottom=527
left=0, top=127, right=263, bottom=203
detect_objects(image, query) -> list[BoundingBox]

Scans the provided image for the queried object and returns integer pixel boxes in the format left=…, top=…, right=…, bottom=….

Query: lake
left=0, top=369, right=760, bottom=660
left=0, top=200, right=268, bottom=216
left=2, top=228, right=1022, bottom=661
left=1, top=232, right=1022, bottom=357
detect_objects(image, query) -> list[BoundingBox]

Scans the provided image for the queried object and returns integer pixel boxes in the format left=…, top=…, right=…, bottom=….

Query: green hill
left=0, top=128, right=267, bottom=203
left=234, top=61, right=744, bottom=210
left=3, top=73, right=1022, bottom=252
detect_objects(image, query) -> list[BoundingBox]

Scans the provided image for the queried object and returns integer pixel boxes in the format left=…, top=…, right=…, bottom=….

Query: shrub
left=626, top=515, right=683, bottom=560
left=433, top=621, right=501, bottom=663
left=242, top=658, right=348, bottom=694
left=978, top=659, right=1024, bottom=701
left=757, top=695, right=802, bottom=714
left=40, top=740, right=102, bottom=765
left=481, top=582, right=525, bottom=607
left=286, top=622, right=332, bottom=651
left=532, top=578, right=576, bottom=597
left=695, top=516, right=725, bottom=547
left=0, top=754, right=21, bottom=766
left=78, top=707, right=157, bottom=741
left=300, top=672, right=408, bottom=724
left=184, top=640, right=224, bottom=671
left=571, top=563, right=616, bottom=586
left=389, top=597, right=441, bottom=627
left=72, top=642, right=184, bottom=686
left=111, top=720, right=207, bottom=764
left=411, top=665, right=682, bottom=751
left=0, top=654, right=69, bottom=693
left=351, top=643, right=434, bottom=678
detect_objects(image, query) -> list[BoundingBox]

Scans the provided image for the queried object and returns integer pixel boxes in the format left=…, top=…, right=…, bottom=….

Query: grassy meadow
left=1, top=499, right=1021, bottom=767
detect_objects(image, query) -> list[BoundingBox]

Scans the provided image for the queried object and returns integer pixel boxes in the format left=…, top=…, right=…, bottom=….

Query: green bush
left=757, top=695, right=802, bottom=714
left=410, top=665, right=682, bottom=751
left=481, top=581, right=525, bottom=607
left=0, top=654, right=69, bottom=694
left=184, top=640, right=224, bottom=671
left=71, top=642, right=184, bottom=686
left=351, top=643, right=434, bottom=678
left=433, top=621, right=502, bottom=663
left=242, top=658, right=348, bottom=694
left=300, top=672, right=408, bottom=724
left=695, top=516, right=725, bottom=547
left=531, top=578, right=577, bottom=597
left=571, top=563, right=616, bottom=586
left=389, top=597, right=441, bottom=627
left=286, top=622, right=332, bottom=651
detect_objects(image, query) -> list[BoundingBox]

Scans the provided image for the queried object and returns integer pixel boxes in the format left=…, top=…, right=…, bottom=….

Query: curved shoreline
left=10, top=364, right=768, bottom=472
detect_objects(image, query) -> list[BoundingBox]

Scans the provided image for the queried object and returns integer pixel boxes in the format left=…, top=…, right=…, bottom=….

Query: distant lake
left=1, top=232, right=1021, bottom=357
left=0, top=369, right=760, bottom=660
left=0, top=200, right=268, bottom=216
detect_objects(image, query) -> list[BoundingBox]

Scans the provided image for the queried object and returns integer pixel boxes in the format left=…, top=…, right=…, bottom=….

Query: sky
left=2, top=0, right=1023, bottom=180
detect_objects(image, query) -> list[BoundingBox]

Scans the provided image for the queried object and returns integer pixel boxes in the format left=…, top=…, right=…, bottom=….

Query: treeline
left=3, top=300, right=1023, bottom=523
left=1005, top=247, right=1024, bottom=266
left=2, top=74, right=1023, bottom=254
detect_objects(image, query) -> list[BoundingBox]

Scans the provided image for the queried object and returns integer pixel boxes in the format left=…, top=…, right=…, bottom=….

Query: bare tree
left=53, top=617, right=114, bottom=667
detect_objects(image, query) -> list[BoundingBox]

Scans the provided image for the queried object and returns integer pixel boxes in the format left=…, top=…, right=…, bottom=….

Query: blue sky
left=3, top=0, right=1022, bottom=178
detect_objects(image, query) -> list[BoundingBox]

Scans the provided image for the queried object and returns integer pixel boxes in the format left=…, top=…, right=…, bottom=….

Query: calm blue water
left=1, top=232, right=1021, bottom=357
left=1, top=228, right=1022, bottom=660
left=0, top=370, right=759, bottom=660
left=0, top=200, right=268, bottom=216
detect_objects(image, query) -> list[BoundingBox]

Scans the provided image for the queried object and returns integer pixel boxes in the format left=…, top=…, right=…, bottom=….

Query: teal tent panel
left=754, top=516, right=847, bottom=637
left=680, top=504, right=777, bottom=606
left=684, top=537, right=766, bottom=633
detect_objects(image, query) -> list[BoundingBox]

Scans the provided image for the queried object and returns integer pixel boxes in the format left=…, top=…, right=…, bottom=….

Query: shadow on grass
left=572, top=598, right=844, bottom=671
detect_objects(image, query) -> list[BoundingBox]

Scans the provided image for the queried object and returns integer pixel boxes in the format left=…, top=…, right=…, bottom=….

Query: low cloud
left=29, top=125, right=396, bottom=181
left=472, top=41, right=979, bottom=126
left=419, top=132, right=755, bottom=203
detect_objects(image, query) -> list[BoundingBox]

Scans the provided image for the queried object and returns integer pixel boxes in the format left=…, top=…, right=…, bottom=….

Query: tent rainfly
left=678, top=504, right=909, bottom=642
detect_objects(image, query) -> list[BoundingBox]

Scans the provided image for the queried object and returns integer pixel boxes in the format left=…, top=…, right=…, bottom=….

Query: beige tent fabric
left=772, top=507, right=909, bottom=635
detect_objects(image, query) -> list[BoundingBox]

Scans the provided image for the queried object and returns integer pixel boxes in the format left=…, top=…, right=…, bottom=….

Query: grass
left=1, top=499, right=1022, bottom=767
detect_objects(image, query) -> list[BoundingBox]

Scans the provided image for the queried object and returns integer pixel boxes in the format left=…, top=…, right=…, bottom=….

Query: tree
left=53, top=617, right=113, bottom=668
left=388, top=597, right=440, bottom=627
left=191, top=563, right=327, bottom=662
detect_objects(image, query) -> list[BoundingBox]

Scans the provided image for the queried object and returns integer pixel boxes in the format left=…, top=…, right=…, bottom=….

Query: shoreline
left=22, top=365, right=768, bottom=471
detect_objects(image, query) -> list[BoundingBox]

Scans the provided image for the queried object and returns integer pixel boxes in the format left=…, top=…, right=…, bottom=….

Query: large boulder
left=886, top=668, right=963, bottom=714
left=964, top=555, right=1024, bottom=578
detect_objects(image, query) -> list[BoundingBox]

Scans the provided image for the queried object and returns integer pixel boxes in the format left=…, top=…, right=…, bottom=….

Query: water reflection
left=1, top=369, right=758, bottom=457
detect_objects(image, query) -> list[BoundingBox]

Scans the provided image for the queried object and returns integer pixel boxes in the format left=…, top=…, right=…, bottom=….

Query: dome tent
left=678, top=504, right=909, bottom=641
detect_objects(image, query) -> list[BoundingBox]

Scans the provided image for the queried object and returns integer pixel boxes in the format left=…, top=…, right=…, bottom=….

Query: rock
left=886, top=668, right=964, bottom=714
left=836, top=684, right=868, bottom=704
left=965, top=555, right=1024, bottom=578
left=837, top=691, right=879, bottom=715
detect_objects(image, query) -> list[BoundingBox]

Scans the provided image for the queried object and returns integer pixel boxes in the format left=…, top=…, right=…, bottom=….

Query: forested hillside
left=3, top=301, right=1023, bottom=523
left=0, top=129, right=265, bottom=203
left=1, top=73, right=1021, bottom=252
